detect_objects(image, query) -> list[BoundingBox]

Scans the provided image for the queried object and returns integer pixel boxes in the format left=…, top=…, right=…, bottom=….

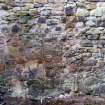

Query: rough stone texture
left=0, top=0, right=105, bottom=101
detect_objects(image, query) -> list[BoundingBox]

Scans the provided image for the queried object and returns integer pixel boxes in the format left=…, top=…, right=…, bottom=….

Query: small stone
left=61, top=17, right=66, bottom=23
left=34, top=3, right=44, bottom=8
left=86, top=3, right=96, bottom=10
left=65, top=7, right=74, bottom=16
left=37, top=17, right=46, bottom=24
left=85, top=20, right=96, bottom=27
left=99, top=22, right=105, bottom=27
left=18, top=11, right=29, bottom=16
left=53, top=4, right=64, bottom=11
left=92, top=53, right=102, bottom=59
left=44, top=28, right=50, bottom=34
left=75, top=22, right=84, bottom=28
left=13, top=7, right=21, bottom=12
left=87, top=34, right=99, bottom=40
left=79, top=66, right=92, bottom=71
left=95, top=9, right=103, bottom=17
left=25, top=3, right=34, bottom=9
left=86, top=16, right=97, bottom=22
left=90, top=9, right=96, bottom=16
left=94, top=84, right=105, bottom=95
left=11, top=24, right=21, bottom=34
left=98, top=40, right=105, bottom=48
left=47, top=20, right=58, bottom=26
left=55, top=27, right=62, bottom=31
left=76, top=8, right=89, bottom=17
left=0, top=10, right=9, bottom=18
left=75, top=22, right=85, bottom=32
left=84, top=57, right=97, bottom=66
left=66, top=16, right=77, bottom=29
left=80, top=40, right=93, bottom=47
left=90, top=8, right=103, bottom=17
left=19, top=15, right=31, bottom=23
left=29, top=8, right=38, bottom=16
left=40, top=9, right=51, bottom=16
left=1, top=5, right=8, bottom=10
left=65, top=3, right=76, bottom=16
left=1, top=25, right=9, bottom=34
left=101, top=48, right=105, bottom=54
left=76, top=2, right=86, bottom=8
left=100, top=35, right=105, bottom=40
left=86, top=28, right=102, bottom=35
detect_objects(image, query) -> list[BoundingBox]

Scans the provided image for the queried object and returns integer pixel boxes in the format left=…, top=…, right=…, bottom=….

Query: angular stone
left=94, top=84, right=105, bottom=95
left=85, top=20, right=96, bottom=27
left=19, top=15, right=31, bottom=23
left=80, top=40, right=93, bottom=47
left=79, top=66, right=92, bottom=71
left=86, top=16, right=97, bottom=22
left=65, top=3, right=76, bottom=16
left=81, top=53, right=92, bottom=61
left=66, top=16, right=77, bottom=29
left=11, top=24, right=21, bottom=33
left=95, top=9, right=103, bottom=17
left=1, top=5, right=8, bottom=10
left=76, top=8, right=89, bottom=17
left=100, top=35, right=105, bottom=40
left=99, top=40, right=105, bottom=46
left=55, top=27, right=62, bottom=31
left=65, top=7, right=74, bottom=16
left=75, top=22, right=84, bottom=28
left=92, top=53, right=103, bottom=59
left=37, top=17, right=46, bottom=24
left=86, top=3, right=96, bottom=10
left=76, top=2, right=86, bottom=8
left=61, top=17, right=66, bottom=23
left=87, top=34, right=99, bottom=40
left=84, top=57, right=97, bottom=66
left=99, top=22, right=105, bottom=27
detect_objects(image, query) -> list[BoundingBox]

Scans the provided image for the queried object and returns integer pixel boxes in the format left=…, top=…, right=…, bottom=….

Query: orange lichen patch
left=0, top=64, right=5, bottom=71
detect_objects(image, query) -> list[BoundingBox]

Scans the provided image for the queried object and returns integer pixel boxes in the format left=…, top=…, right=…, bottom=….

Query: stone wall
left=1, top=0, right=105, bottom=97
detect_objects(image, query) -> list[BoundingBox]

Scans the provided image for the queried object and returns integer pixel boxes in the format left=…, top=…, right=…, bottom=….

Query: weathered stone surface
left=87, top=34, right=99, bottom=40
left=83, top=57, right=97, bottom=66
left=86, top=3, right=96, bottom=10
left=76, top=8, right=89, bottom=17
left=80, top=40, right=93, bottom=47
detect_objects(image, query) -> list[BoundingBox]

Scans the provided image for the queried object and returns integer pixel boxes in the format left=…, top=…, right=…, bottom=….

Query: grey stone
left=93, top=84, right=105, bottom=95
left=87, top=34, right=100, bottom=40
left=80, top=40, right=93, bottom=47
left=99, top=40, right=105, bottom=46
left=83, top=57, right=97, bottom=66
left=85, top=20, right=96, bottom=27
